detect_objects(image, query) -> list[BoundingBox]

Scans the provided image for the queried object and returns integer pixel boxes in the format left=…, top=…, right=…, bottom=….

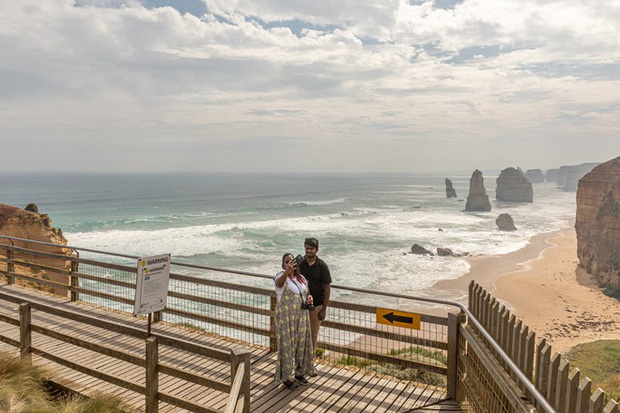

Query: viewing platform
left=0, top=235, right=618, bottom=413
left=0, top=283, right=453, bottom=412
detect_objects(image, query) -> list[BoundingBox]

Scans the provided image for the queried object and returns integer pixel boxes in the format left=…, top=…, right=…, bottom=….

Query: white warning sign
left=134, top=253, right=171, bottom=316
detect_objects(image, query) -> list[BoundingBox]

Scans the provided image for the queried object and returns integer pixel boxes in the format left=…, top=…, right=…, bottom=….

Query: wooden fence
left=0, top=290, right=251, bottom=413
left=0, top=239, right=451, bottom=380
left=468, top=281, right=618, bottom=413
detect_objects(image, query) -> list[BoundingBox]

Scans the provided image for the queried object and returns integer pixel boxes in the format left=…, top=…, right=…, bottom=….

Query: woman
left=274, top=253, right=314, bottom=390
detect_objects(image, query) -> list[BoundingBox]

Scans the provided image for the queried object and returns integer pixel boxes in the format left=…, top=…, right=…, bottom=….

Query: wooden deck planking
left=0, top=284, right=458, bottom=412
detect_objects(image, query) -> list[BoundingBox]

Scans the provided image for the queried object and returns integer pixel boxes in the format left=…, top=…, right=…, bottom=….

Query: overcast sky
left=1, top=0, right=619, bottom=173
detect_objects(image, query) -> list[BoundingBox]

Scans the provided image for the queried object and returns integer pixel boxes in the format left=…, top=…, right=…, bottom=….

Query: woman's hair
left=281, top=253, right=294, bottom=269
left=280, top=252, right=307, bottom=284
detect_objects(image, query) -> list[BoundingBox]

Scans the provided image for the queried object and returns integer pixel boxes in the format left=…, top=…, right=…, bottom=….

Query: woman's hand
left=284, top=260, right=296, bottom=276
left=307, top=294, right=313, bottom=306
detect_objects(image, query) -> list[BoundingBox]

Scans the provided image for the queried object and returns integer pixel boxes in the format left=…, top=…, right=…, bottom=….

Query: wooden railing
left=466, top=281, right=619, bottom=413
left=0, top=238, right=451, bottom=381
left=0, top=290, right=251, bottom=413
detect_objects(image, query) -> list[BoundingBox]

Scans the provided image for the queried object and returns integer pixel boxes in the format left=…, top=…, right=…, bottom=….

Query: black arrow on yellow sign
left=382, top=312, right=413, bottom=325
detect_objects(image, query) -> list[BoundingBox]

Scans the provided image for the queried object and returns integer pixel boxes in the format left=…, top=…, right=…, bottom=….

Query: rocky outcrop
left=437, top=247, right=453, bottom=256
left=0, top=204, right=73, bottom=296
left=410, top=244, right=433, bottom=255
left=525, top=169, right=544, bottom=183
left=445, top=178, right=457, bottom=198
left=496, top=167, right=533, bottom=203
left=465, top=170, right=491, bottom=211
left=575, top=157, right=620, bottom=288
left=496, top=213, right=517, bottom=231
left=545, top=169, right=558, bottom=182
left=558, top=163, right=599, bottom=191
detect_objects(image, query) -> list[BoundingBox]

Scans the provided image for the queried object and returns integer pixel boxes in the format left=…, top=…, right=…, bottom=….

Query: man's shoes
left=283, top=380, right=300, bottom=390
left=295, top=375, right=309, bottom=385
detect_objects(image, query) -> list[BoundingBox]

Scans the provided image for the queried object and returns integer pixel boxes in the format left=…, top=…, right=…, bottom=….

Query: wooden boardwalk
left=0, top=284, right=457, bottom=412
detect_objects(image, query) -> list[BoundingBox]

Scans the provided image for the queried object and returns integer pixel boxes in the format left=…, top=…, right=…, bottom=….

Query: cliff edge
left=575, top=157, right=620, bottom=290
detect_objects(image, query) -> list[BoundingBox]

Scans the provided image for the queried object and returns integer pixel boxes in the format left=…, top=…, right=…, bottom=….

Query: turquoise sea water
left=0, top=172, right=576, bottom=301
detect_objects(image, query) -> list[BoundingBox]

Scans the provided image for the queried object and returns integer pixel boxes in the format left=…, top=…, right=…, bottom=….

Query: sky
left=1, top=0, right=619, bottom=173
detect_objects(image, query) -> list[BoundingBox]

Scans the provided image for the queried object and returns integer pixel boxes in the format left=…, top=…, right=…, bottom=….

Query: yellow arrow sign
left=376, top=308, right=421, bottom=330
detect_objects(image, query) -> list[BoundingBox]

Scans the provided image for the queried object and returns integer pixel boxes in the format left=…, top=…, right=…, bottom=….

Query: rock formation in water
left=525, top=169, right=544, bottom=183
left=0, top=204, right=73, bottom=296
left=545, top=169, right=558, bottom=182
left=445, top=178, right=457, bottom=198
left=410, top=244, right=433, bottom=255
left=557, top=163, right=599, bottom=191
left=496, top=167, right=533, bottom=203
left=465, top=170, right=492, bottom=211
left=496, top=213, right=517, bottom=231
left=575, top=157, right=620, bottom=289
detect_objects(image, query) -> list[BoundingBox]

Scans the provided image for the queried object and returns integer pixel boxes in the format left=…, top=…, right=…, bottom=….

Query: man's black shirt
left=300, top=257, right=331, bottom=306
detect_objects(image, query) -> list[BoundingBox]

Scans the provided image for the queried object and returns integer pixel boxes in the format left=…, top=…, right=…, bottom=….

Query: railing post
left=230, top=347, right=251, bottom=413
left=7, top=249, right=15, bottom=285
left=70, top=260, right=79, bottom=301
left=447, top=310, right=463, bottom=401
left=19, top=303, right=32, bottom=363
left=152, top=310, right=163, bottom=323
left=145, top=336, right=159, bottom=413
left=269, top=295, right=277, bottom=352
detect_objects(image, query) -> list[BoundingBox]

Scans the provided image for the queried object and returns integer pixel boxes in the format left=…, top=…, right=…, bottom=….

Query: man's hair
left=304, top=237, right=319, bottom=249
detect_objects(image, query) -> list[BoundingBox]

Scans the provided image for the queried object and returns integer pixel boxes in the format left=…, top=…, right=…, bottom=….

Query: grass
left=565, top=340, right=620, bottom=402
left=0, top=350, right=134, bottom=412
left=332, top=346, right=447, bottom=387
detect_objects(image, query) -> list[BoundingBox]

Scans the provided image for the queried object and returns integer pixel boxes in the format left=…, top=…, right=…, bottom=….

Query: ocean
left=0, top=172, right=576, bottom=302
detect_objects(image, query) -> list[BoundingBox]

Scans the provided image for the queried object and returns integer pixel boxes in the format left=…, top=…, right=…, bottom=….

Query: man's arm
left=318, top=284, right=331, bottom=321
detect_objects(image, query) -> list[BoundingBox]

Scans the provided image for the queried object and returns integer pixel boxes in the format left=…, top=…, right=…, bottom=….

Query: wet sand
left=435, top=229, right=620, bottom=353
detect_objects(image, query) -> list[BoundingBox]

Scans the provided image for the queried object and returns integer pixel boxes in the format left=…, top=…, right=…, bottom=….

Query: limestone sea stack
left=0, top=203, right=73, bottom=296
left=545, top=169, right=558, bottom=183
left=445, top=178, right=457, bottom=198
left=496, top=167, right=533, bottom=203
left=465, top=170, right=491, bottom=212
left=575, top=156, right=620, bottom=289
left=525, top=169, right=544, bottom=183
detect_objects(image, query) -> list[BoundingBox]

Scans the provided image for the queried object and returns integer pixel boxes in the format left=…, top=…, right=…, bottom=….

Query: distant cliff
left=558, top=163, right=599, bottom=191
left=575, top=157, right=620, bottom=290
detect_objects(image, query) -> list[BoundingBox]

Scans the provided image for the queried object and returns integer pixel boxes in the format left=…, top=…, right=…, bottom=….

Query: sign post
left=134, top=253, right=171, bottom=336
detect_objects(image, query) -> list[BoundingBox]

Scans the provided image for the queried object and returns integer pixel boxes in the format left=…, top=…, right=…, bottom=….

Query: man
left=299, top=237, right=331, bottom=352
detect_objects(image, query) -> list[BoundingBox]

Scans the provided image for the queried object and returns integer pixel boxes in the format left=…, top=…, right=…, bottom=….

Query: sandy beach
left=436, top=228, right=620, bottom=354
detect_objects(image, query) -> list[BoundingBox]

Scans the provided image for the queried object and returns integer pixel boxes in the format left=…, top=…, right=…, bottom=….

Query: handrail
left=0, top=234, right=554, bottom=412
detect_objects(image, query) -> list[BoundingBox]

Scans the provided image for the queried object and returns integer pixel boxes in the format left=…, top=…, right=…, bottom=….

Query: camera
left=294, top=254, right=304, bottom=267
left=301, top=302, right=315, bottom=311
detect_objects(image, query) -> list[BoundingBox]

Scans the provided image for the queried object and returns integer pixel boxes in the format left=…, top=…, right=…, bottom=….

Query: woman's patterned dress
left=274, top=280, right=314, bottom=383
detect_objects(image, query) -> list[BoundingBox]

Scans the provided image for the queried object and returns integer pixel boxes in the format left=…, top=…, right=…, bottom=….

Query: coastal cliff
left=496, top=167, right=533, bottom=203
left=558, top=163, right=599, bottom=191
left=0, top=203, right=73, bottom=296
left=575, top=157, right=620, bottom=289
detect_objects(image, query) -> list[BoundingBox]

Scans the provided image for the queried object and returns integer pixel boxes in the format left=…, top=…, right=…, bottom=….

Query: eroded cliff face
left=0, top=203, right=72, bottom=296
left=496, top=167, right=533, bottom=203
left=575, top=157, right=620, bottom=287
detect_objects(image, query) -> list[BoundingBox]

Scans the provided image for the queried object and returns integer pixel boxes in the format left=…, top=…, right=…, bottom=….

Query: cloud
left=0, top=0, right=618, bottom=172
